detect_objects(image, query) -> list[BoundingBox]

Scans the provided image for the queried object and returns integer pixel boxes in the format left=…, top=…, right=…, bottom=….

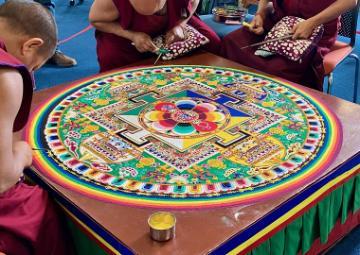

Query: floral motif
left=137, top=157, right=156, bottom=168
left=141, top=98, right=229, bottom=137
left=207, top=159, right=226, bottom=169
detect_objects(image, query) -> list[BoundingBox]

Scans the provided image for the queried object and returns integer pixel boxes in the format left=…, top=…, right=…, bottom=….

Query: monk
left=0, top=1, right=72, bottom=254
left=221, top=0, right=357, bottom=90
left=89, top=0, right=221, bottom=72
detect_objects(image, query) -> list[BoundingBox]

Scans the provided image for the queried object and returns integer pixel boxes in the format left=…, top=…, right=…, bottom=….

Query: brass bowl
left=148, top=212, right=176, bottom=242
left=212, top=6, right=247, bottom=23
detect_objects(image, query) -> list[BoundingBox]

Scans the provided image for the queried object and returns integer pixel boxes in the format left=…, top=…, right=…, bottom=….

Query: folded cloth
left=153, top=25, right=210, bottom=60
left=255, top=16, right=324, bottom=62
left=0, top=182, right=74, bottom=255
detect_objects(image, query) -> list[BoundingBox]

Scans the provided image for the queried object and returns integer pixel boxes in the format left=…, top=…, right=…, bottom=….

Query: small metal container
left=148, top=212, right=176, bottom=242
left=212, top=6, right=247, bottom=23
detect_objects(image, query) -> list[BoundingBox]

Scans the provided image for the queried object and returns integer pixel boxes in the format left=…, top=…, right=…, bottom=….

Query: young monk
left=89, top=0, right=221, bottom=72
left=0, top=1, right=72, bottom=254
left=221, top=0, right=357, bottom=90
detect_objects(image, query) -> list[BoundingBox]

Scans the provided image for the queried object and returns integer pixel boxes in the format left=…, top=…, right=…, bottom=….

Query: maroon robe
left=96, top=0, right=221, bottom=72
left=0, top=41, right=73, bottom=255
left=220, top=0, right=340, bottom=90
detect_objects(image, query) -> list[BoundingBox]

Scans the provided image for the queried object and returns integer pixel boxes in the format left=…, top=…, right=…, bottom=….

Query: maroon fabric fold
left=0, top=183, right=73, bottom=255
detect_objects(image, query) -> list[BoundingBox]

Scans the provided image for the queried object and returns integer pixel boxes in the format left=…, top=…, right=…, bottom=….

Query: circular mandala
left=26, top=65, right=342, bottom=209
left=139, top=98, right=230, bottom=138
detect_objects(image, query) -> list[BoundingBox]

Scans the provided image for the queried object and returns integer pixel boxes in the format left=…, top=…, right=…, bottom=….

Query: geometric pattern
left=26, top=66, right=342, bottom=209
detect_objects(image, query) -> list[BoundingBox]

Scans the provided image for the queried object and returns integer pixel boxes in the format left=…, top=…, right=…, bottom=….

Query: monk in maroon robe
left=221, top=0, right=357, bottom=90
left=0, top=2, right=72, bottom=255
left=90, top=0, right=221, bottom=72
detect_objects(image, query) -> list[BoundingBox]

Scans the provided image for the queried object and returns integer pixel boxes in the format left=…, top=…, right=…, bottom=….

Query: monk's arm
left=308, top=0, right=357, bottom=27
left=255, top=0, right=271, bottom=18
left=180, top=0, right=200, bottom=25
left=293, top=0, right=357, bottom=39
left=89, top=0, right=135, bottom=41
left=0, top=69, right=32, bottom=193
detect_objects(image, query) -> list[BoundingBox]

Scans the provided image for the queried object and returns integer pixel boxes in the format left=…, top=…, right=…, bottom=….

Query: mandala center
left=171, top=110, right=199, bottom=123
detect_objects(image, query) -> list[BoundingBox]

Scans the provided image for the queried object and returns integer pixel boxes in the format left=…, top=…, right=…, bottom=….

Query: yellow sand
left=148, top=212, right=176, bottom=230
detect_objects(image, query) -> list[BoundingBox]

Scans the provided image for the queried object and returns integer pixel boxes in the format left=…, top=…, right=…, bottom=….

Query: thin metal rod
left=240, top=34, right=294, bottom=50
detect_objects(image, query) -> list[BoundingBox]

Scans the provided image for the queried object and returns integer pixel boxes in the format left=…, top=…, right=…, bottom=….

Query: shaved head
left=129, top=0, right=167, bottom=15
left=0, top=0, right=58, bottom=57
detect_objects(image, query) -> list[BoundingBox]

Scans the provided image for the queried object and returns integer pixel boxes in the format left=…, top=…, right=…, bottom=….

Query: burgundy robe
left=96, top=0, right=221, bottom=72
left=0, top=41, right=73, bottom=255
left=220, top=0, right=340, bottom=90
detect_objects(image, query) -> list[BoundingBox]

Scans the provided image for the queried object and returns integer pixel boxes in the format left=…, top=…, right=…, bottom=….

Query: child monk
left=89, top=0, right=221, bottom=72
left=221, top=0, right=357, bottom=90
left=0, top=1, right=73, bottom=254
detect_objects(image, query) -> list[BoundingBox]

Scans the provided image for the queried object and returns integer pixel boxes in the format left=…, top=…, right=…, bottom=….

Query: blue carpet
left=326, top=226, right=360, bottom=255
left=34, top=0, right=98, bottom=90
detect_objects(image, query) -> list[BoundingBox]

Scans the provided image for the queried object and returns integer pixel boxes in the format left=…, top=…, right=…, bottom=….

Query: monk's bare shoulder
left=0, top=68, right=23, bottom=122
left=89, top=0, right=119, bottom=23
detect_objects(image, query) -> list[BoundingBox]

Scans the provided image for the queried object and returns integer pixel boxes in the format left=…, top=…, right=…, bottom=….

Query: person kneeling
left=221, top=0, right=357, bottom=90
left=0, top=1, right=73, bottom=254
left=89, top=0, right=221, bottom=72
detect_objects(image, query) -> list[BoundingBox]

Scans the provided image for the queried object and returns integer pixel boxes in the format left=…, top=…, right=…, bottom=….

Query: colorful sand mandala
left=26, top=66, right=342, bottom=209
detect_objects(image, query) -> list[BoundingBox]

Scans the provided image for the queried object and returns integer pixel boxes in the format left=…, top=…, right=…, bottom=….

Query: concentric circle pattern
left=26, top=66, right=342, bottom=209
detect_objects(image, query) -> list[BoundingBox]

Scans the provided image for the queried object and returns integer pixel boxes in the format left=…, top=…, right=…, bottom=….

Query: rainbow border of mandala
left=25, top=65, right=343, bottom=209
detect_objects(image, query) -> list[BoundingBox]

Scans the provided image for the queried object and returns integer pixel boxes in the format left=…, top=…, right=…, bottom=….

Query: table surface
left=27, top=52, right=360, bottom=255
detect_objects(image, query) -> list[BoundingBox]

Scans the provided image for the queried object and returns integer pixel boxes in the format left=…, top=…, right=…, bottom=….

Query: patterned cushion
left=153, top=25, right=210, bottom=60
left=255, top=16, right=324, bottom=62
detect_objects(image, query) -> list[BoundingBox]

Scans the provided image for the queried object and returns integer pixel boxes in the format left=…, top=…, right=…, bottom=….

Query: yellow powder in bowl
left=148, top=212, right=176, bottom=230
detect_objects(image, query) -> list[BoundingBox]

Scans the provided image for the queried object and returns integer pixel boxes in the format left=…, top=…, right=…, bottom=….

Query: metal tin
left=148, top=212, right=176, bottom=242
left=212, top=6, right=247, bottom=23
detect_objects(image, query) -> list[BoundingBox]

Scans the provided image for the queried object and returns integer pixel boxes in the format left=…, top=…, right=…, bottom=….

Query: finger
left=292, top=30, right=301, bottom=40
left=148, top=40, right=158, bottom=51
left=145, top=41, right=158, bottom=53
left=249, top=20, right=257, bottom=30
left=178, top=28, right=185, bottom=39
left=292, top=24, right=298, bottom=34
left=166, top=35, right=175, bottom=46
left=254, top=19, right=261, bottom=28
left=165, top=33, right=171, bottom=43
left=253, top=27, right=264, bottom=35
left=137, top=46, right=146, bottom=53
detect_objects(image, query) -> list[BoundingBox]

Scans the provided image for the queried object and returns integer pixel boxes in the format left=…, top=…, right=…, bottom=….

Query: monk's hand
left=165, top=25, right=186, bottom=45
left=249, top=14, right=265, bottom=35
left=131, top=32, right=158, bottom=53
left=14, top=141, right=32, bottom=169
left=292, top=19, right=316, bottom=40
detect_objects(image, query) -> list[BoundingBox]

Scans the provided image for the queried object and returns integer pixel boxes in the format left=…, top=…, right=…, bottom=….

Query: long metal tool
left=240, top=34, right=294, bottom=49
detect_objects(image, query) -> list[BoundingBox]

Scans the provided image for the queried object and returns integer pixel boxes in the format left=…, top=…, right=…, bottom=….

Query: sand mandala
left=26, top=65, right=342, bottom=209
